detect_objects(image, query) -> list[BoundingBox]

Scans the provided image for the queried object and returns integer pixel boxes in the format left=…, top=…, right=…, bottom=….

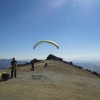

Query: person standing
left=44, top=63, right=47, bottom=68
left=11, top=58, right=17, bottom=78
left=31, top=59, right=34, bottom=71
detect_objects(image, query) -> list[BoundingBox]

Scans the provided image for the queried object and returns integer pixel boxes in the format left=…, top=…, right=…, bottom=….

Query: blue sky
left=0, top=0, right=100, bottom=61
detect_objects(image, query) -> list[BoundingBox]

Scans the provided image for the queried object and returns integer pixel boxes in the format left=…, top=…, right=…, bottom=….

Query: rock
left=46, top=54, right=63, bottom=61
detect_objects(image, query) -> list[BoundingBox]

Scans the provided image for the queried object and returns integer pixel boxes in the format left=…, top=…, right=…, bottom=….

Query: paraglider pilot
left=31, top=59, right=34, bottom=71
left=10, top=58, right=17, bottom=78
left=44, top=63, right=47, bottom=68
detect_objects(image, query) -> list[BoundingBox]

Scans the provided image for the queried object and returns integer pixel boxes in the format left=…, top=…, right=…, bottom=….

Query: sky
left=0, top=0, right=100, bottom=61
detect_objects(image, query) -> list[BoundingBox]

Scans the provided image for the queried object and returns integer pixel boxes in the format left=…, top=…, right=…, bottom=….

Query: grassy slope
left=0, top=60, right=100, bottom=100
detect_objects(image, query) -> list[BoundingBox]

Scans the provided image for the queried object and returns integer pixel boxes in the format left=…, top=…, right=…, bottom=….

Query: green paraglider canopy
left=33, top=40, right=59, bottom=49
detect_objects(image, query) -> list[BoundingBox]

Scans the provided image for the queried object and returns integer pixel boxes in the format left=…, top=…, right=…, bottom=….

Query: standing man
left=11, top=58, right=17, bottom=78
left=44, top=63, right=47, bottom=68
left=31, top=59, right=34, bottom=71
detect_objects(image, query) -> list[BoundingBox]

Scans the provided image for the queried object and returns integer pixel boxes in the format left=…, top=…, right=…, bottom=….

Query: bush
left=99, top=74, right=100, bottom=77
left=77, top=66, right=83, bottom=69
left=63, top=61, right=68, bottom=64
left=74, top=65, right=83, bottom=69
left=69, top=61, right=73, bottom=65
left=25, top=62, right=30, bottom=65
left=85, top=69, right=92, bottom=73
left=92, top=71, right=99, bottom=76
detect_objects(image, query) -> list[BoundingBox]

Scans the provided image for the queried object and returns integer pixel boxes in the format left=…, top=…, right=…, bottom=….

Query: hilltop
left=0, top=60, right=100, bottom=100
left=0, top=54, right=100, bottom=76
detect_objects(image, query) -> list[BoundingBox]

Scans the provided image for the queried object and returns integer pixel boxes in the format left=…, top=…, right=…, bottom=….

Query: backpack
left=13, top=62, right=17, bottom=70
left=0, top=72, right=9, bottom=81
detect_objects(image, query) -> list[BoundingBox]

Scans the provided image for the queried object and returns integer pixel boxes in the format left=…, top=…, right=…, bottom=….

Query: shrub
left=74, top=65, right=83, bottom=69
left=63, top=61, right=68, bottom=64
left=77, top=66, right=83, bottom=69
left=92, top=71, right=99, bottom=77
left=69, top=61, right=73, bottom=65
left=85, top=69, right=92, bottom=73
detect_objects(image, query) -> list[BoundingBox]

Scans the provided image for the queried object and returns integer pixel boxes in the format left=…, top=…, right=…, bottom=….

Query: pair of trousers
left=11, top=68, right=16, bottom=77
left=31, top=65, right=34, bottom=71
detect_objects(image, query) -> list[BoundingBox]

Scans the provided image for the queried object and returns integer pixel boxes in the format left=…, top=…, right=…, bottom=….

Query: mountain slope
left=0, top=60, right=100, bottom=100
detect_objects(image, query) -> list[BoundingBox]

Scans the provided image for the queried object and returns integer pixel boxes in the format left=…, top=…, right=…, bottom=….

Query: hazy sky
left=0, top=0, right=100, bottom=60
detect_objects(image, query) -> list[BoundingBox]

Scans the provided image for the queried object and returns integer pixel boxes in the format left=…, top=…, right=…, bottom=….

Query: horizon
left=1, top=56, right=100, bottom=62
left=0, top=0, right=100, bottom=59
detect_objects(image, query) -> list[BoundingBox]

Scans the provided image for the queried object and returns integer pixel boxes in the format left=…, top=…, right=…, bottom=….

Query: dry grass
left=0, top=60, right=100, bottom=100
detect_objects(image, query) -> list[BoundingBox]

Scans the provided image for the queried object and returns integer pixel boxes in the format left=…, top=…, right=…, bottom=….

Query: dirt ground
left=0, top=60, right=100, bottom=100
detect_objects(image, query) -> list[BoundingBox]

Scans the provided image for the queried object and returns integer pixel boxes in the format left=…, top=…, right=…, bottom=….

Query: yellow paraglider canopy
left=33, top=40, right=59, bottom=49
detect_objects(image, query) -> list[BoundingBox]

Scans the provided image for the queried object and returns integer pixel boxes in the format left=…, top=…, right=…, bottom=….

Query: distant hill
left=0, top=59, right=30, bottom=69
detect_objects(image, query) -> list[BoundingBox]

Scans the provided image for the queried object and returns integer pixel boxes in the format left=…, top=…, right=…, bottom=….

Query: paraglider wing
left=33, top=40, right=59, bottom=49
